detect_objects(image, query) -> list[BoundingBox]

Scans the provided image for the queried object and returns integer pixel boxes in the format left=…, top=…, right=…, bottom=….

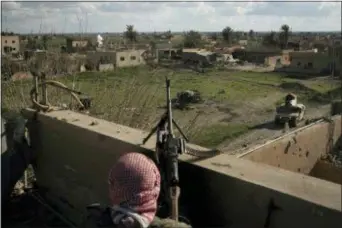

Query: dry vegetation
left=2, top=66, right=340, bottom=148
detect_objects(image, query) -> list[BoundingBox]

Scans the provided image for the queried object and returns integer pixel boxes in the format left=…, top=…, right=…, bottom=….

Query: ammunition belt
left=184, top=145, right=221, bottom=158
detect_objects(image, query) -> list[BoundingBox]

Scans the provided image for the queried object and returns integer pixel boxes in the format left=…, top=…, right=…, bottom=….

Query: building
left=116, top=49, right=146, bottom=68
left=232, top=48, right=283, bottom=65
left=238, top=40, right=248, bottom=46
left=86, top=49, right=147, bottom=70
left=277, top=50, right=338, bottom=75
left=327, top=44, right=341, bottom=75
left=182, top=49, right=216, bottom=66
left=66, top=38, right=89, bottom=53
left=1, top=35, right=20, bottom=54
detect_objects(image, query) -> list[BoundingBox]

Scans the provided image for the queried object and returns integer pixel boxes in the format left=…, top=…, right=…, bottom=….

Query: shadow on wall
left=309, top=134, right=342, bottom=185
left=178, top=161, right=227, bottom=227
left=1, top=116, right=33, bottom=203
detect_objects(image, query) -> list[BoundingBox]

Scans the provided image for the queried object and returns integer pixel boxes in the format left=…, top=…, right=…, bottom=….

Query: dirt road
left=218, top=103, right=332, bottom=154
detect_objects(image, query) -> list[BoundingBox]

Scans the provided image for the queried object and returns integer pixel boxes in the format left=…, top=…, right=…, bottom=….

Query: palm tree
left=248, top=29, right=255, bottom=40
left=280, top=24, right=290, bottom=49
left=124, top=25, right=137, bottom=43
left=263, top=31, right=278, bottom=47
left=222, top=26, right=233, bottom=44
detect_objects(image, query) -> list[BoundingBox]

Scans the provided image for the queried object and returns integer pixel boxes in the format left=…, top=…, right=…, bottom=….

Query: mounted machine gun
left=142, top=77, right=188, bottom=223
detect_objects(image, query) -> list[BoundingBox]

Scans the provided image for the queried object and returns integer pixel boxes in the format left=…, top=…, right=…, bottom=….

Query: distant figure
left=84, top=152, right=191, bottom=228
left=285, top=93, right=297, bottom=106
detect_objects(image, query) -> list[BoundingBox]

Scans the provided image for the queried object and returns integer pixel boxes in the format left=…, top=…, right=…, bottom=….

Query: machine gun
left=142, top=77, right=188, bottom=222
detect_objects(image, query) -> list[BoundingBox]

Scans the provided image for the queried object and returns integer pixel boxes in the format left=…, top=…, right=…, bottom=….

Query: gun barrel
left=166, top=79, right=174, bottom=136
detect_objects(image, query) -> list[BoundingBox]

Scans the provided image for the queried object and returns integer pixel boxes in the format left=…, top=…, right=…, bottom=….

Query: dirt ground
left=219, top=103, right=332, bottom=153
left=182, top=74, right=338, bottom=153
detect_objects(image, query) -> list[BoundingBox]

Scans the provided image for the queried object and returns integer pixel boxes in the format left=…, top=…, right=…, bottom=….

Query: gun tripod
left=142, top=111, right=189, bottom=146
left=142, top=78, right=192, bottom=223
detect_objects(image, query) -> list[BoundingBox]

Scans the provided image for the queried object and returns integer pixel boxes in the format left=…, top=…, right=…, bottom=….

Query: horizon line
left=3, top=30, right=341, bottom=35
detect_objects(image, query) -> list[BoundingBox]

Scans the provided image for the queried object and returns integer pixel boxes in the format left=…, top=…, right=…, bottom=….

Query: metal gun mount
left=142, top=77, right=188, bottom=222
left=142, top=79, right=189, bottom=153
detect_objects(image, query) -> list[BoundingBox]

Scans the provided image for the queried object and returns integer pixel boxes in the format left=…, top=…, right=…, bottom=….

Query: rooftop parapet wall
left=23, top=109, right=341, bottom=227
left=239, top=116, right=341, bottom=175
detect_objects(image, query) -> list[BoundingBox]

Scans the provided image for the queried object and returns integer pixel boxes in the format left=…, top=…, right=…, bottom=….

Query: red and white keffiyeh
left=108, top=152, right=161, bottom=224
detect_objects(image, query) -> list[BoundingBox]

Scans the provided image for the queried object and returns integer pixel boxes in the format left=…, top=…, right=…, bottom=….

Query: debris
left=90, top=120, right=99, bottom=126
left=172, top=90, right=203, bottom=110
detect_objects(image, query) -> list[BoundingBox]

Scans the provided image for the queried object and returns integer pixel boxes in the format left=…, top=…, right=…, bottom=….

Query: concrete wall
left=116, top=50, right=146, bottom=68
left=23, top=109, right=341, bottom=228
left=86, top=51, right=117, bottom=68
left=239, top=116, right=341, bottom=175
left=310, top=160, right=342, bottom=185
left=1, top=35, right=20, bottom=54
left=98, top=63, right=114, bottom=72
left=287, top=52, right=333, bottom=74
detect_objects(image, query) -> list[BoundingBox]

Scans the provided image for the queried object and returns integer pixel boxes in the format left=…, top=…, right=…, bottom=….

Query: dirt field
left=2, top=66, right=340, bottom=150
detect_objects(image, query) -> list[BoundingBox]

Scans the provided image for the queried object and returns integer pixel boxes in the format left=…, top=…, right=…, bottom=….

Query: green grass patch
left=2, top=66, right=339, bottom=148
left=190, top=123, right=249, bottom=148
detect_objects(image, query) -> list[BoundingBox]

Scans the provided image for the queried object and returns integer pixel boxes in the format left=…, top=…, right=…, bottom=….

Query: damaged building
left=86, top=49, right=147, bottom=71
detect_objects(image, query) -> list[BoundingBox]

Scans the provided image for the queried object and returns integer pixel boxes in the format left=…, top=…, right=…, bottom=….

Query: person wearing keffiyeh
left=84, top=152, right=191, bottom=228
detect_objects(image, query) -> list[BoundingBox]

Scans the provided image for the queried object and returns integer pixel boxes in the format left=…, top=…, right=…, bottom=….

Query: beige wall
left=1, top=35, right=20, bottom=53
left=115, top=50, right=146, bottom=67
left=310, top=160, right=342, bottom=185
left=72, top=40, right=88, bottom=48
left=240, top=116, right=341, bottom=175
left=288, top=52, right=333, bottom=74
left=86, top=51, right=117, bottom=68
left=23, top=109, right=341, bottom=227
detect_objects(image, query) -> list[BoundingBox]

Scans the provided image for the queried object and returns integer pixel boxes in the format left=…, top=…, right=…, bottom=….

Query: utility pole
left=331, top=44, right=335, bottom=79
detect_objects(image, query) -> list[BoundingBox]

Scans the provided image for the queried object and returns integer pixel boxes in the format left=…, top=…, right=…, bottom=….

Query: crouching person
left=83, top=152, right=191, bottom=228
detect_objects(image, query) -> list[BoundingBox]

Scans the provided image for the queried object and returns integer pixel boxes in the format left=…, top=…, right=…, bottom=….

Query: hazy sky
left=1, top=0, right=341, bottom=33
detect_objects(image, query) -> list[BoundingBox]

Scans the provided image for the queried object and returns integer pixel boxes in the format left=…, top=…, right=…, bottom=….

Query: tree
left=42, top=35, right=48, bottom=50
left=183, top=30, right=202, bottom=48
left=165, top=30, right=173, bottom=40
left=26, top=37, right=38, bottom=50
left=124, top=25, right=138, bottom=43
left=248, top=29, right=255, bottom=40
left=210, top=33, right=218, bottom=41
left=280, top=24, right=290, bottom=49
left=222, top=26, right=233, bottom=44
left=263, top=31, right=278, bottom=46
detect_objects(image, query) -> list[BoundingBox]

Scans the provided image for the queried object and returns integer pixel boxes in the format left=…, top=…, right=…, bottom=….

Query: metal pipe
left=41, top=73, right=48, bottom=105
left=166, top=79, right=174, bottom=136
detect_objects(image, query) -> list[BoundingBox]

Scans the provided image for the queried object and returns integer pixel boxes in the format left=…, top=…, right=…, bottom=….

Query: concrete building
left=238, top=40, right=248, bottom=46
left=86, top=49, right=147, bottom=70
left=1, top=35, right=20, bottom=54
left=327, top=44, right=341, bottom=75
left=116, top=49, right=146, bottom=67
left=232, top=48, right=283, bottom=65
left=66, top=38, right=89, bottom=53
left=182, top=49, right=216, bottom=66
left=277, top=49, right=340, bottom=75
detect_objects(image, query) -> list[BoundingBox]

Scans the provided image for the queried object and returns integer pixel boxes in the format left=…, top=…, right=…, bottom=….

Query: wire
left=30, top=80, right=85, bottom=112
